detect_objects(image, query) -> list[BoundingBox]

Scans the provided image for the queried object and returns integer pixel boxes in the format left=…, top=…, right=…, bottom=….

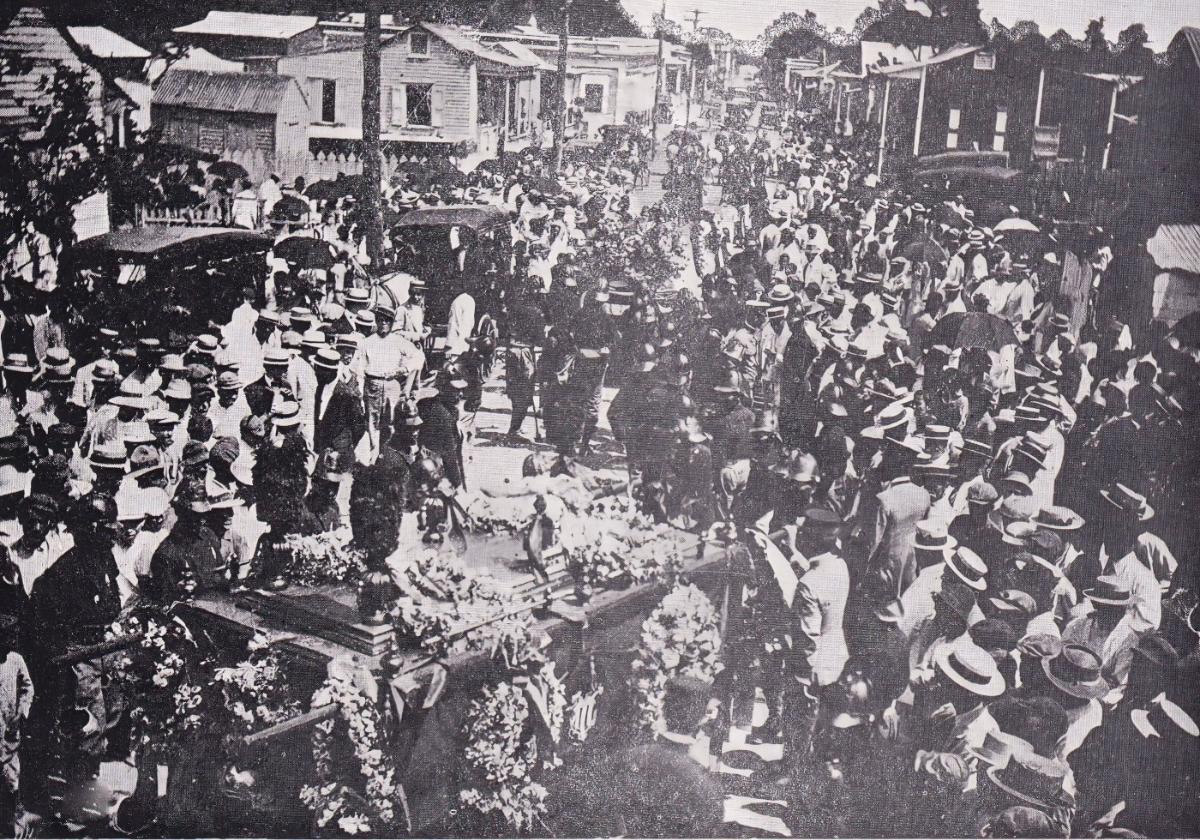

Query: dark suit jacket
left=417, top=398, right=463, bottom=487
left=314, top=378, right=366, bottom=462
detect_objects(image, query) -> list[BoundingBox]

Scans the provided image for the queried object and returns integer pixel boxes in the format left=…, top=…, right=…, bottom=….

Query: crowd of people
left=0, top=85, right=1197, bottom=837
left=534, top=109, right=1199, bottom=838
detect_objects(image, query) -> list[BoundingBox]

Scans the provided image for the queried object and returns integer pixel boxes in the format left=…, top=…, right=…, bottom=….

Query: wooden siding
left=277, top=29, right=474, bottom=143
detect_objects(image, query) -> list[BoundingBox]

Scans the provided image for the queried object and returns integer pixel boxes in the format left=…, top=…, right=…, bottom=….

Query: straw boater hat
left=1033, top=505, right=1083, bottom=531
left=933, top=636, right=1006, bottom=698
left=1041, top=643, right=1110, bottom=700
left=3, top=354, right=35, bottom=375
left=970, top=732, right=1014, bottom=769
left=944, top=546, right=988, bottom=592
left=1131, top=693, right=1200, bottom=740
left=271, top=401, right=302, bottom=429
left=913, top=519, right=956, bottom=555
left=1082, top=575, right=1135, bottom=608
left=987, top=589, right=1037, bottom=619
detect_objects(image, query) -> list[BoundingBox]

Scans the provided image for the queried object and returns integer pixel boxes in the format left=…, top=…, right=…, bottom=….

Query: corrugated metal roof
left=174, top=12, right=318, bottom=41
left=152, top=68, right=297, bottom=115
left=67, top=26, right=149, bottom=59
left=1148, top=224, right=1200, bottom=274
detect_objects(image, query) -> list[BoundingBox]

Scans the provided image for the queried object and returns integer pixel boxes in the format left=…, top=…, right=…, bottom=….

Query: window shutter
left=393, top=85, right=407, bottom=126
left=383, top=86, right=393, bottom=126
left=308, top=78, right=322, bottom=120
left=431, top=85, right=444, bottom=127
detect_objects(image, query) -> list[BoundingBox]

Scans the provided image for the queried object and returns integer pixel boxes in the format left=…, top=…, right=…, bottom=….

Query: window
left=993, top=106, right=1008, bottom=152
left=406, top=83, right=433, bottom=126
left=583, top=83, right=604, bottom=113
left=973, top=51, right=996, bottom=71
left=409, top=31, right=429, bottom=56
left=947, top=107, right=961, bottom=149
left=319, top=78, right=336, bottom=123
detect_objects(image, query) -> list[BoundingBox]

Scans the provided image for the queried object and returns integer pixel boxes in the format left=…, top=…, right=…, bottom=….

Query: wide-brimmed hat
left=301, top=330, right=327, bottom=350
left=998, top=471, right=1034, bottom=498
left=945, top=546, right=988, bottom=591
left=162, top=380, right=192, bottom=402
left=988, top=589, right=1037, bottom=617
left=1132, top=693, right=1200, bottom=740
left=1042, top=643, right=1110, bottom=699
left=89, top=442, right=129, bottom=473
left=1033, top=505, right=1083, bottom=531
left=1083, top=575, right=1135, bottom=607
left=127, top=445, right=163, bottom=480
left=767, top=283, right=795, bottom=305
left=970, top=731, right=1013, bottom=768
left=985, top=752, right=1071, bottom=810
left=1099, top=483, right=1154, bottom=521
left=191, top=334, right=219, bottom=356
left=216, top=371, right=241, bottom=391
left=934, top=636, right=1006, bottom=697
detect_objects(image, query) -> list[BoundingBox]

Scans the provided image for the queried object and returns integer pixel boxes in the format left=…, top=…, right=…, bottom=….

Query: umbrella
left=208, top=160, right=249, bottom=181
left=305, top=174, right=368, bottom=201
left=269, top=194, right=311, bottom=223
left=273, top=236, right=337, bottom=270
left=995, top=217, right=1040, bottom=233
left=995, top=228, right=1049, bottom=258
left=898, top=235, right=948, bottom=266
left=929, top=312, right=1018, bottom=353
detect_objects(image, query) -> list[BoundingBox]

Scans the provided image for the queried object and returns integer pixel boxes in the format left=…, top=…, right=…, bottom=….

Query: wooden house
left=276, top=22, right=542, bottom=177
left=172, top=12, right=323, bottom=64
left=151, top=68, right=310, bottom=183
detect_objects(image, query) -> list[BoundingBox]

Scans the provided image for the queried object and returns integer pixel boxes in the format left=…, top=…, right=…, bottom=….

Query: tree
left=1115, top=23, right=1154, bottom=75
left=0, top=58, right=108, bottom=258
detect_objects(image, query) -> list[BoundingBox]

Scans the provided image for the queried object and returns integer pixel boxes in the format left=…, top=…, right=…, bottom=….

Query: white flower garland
left=630, top=583, right=724, bottom=732
left=299, top=676, right=400, bottom=836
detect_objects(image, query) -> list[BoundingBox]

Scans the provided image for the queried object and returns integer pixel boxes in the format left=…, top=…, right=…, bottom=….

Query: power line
left=686, top=8, right=704, bottom=30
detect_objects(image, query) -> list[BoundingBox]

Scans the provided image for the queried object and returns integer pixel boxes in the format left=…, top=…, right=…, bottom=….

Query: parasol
left=268, top=194, right=311, bottom=223
left=272, top=236, right=337, bottom=270
left=207, top=160, right=249, bottom=181
left=898, top=235, right=949, bottom=266
left=929, top=312, right=1018, bottom=353
left=994, top=217, right=1040, bottom=233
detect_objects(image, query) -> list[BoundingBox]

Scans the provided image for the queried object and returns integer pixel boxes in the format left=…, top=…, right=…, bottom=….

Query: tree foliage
left=0, top=57, right=108, bottom=255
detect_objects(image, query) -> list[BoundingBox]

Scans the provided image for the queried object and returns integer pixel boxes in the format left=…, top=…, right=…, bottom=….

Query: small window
left=583, top=83, right=604, bottom=113
left=666, top=66, right=680, bottom=94
left=974, top=52, right=996, bottom=71
left=409, top=31, right=429, bottom=56
left=406, top=83, right=433, bottom=126
left=320, top=78, right=336, bottom=123
left=947, top=106, right=960, bottom=149
left=993, top=106, right=1008, bottom=152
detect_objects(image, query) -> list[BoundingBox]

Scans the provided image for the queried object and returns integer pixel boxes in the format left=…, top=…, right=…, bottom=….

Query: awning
left=1148, top=225, right=1200, bottom=275
left=872, top=44, right=983, bottom=80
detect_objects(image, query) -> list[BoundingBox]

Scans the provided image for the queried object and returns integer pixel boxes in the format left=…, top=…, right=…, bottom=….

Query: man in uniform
left=569, top=290, right=618, bottom=454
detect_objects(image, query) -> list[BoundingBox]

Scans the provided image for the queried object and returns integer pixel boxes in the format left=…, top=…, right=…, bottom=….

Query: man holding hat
left=361, top=304, right=423, bottom=456
left=147, top=484, right=224, bottom=602
left=207, top=371, right=250, bottom=443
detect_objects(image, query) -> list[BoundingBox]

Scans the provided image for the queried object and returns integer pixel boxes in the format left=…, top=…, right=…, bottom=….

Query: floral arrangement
left=389, top=547, right=540, bottom=669
left=211, top=634, right=303, bottom=737
left=558, top=502, right=682, bottom=592
left=630, top=584, right=723, bottom=732
left=106, top=606, right=205, bottom=756
left=281, top=528, right=366, bottom=587
left=461, top=662, right=604, bottom=831
left=459, top=680, right=547, bottom=833
left=299, top=676, right=401, bottom=836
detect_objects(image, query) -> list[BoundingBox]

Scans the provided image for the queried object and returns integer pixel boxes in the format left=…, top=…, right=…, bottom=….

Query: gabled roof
left=419, top=22, right=533, bottom=68
left=66, top=26, right=149, bottom=60
left=152, top=68, right=302, bottom=115
left=174, top=12, right=319, bottom=41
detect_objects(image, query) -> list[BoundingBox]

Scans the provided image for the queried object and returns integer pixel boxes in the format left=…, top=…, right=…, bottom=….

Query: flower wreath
left=460, top=662, right=602, bottom=832
left=299, top=676, right=400, bottom=836
left=106, top=606, right=205, bottom=756
left=630, top=583, right=723, bottom=732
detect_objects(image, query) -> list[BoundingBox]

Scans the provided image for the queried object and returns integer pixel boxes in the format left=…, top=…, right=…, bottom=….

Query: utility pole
left=361, top=0, right=383, bottom=268
left=651, top=0, right=666, bottom=154
left=686, top=8, right=703, bottom=29
left=552, top=0, right=572, bottom=173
